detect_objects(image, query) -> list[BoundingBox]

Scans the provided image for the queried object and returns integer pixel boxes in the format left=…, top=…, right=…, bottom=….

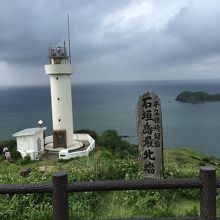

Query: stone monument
left=136, top=92, right=163, bottom=179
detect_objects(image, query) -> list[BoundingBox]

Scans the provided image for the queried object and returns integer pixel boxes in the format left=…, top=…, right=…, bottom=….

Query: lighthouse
left=12, top=39, right=95, bottom=160
left=45, top=44, right=76, bottom=149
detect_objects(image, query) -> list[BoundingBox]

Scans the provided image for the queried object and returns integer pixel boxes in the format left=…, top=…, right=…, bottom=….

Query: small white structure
left=12, top=127, right=46, bottom=160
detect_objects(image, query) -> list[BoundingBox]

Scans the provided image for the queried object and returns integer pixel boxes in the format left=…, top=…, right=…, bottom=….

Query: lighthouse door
left=53, top=130, right=67, bottom=148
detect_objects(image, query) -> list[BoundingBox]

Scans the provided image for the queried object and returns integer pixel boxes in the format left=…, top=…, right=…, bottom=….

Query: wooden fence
left=0, top=166, right=219, bottom=220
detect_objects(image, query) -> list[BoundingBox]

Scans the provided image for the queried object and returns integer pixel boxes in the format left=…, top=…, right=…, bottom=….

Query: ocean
left=0, top=79, right=220, bottom=157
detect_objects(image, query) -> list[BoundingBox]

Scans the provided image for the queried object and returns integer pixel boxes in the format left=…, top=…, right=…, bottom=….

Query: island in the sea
left=176, top=91, right=220, bottom=104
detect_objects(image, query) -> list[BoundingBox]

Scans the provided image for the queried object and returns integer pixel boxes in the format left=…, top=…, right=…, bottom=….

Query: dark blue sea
left=0, top=79, right=220, bottom=157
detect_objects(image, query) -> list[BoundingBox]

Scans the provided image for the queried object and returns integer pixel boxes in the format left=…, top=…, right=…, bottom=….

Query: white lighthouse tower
left=43, top=42, right=95, bottom=160
left=45, top=44, right=77, bottom=149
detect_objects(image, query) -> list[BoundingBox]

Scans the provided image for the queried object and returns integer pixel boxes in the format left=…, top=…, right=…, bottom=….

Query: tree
left=98, top=130, right=122, bottom=151
left=98, top=130, right=138, bottom=158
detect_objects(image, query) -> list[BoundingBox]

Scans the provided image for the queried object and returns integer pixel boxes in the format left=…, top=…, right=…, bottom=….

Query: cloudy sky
left=0, top=0, right=220, bottom=87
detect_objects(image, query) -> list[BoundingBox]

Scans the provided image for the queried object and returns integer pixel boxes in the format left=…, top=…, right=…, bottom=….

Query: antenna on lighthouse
left=67, top=13, right=72, bottom=64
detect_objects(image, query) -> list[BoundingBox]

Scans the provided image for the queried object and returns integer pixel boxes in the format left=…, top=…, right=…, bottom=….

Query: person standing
left=5, top=151, right=12, bottom=163
left=2, top=147, right=8, bottom=156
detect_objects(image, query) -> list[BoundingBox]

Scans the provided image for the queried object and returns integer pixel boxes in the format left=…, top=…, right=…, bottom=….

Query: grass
left=164, top=147, right=220, bottom=166
left=0, top=147, right=219, bottom=219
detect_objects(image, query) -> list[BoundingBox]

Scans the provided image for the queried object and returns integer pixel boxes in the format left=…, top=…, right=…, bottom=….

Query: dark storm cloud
left=163, top=1, right=220, bottom=64
left=0, top=0, right=132, bottom=65
left=107, top=0, right=220, bottom=75
left=0, top=0, right=220, bottom=85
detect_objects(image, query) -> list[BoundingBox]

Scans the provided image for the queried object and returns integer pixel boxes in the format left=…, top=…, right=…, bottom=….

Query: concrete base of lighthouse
left=45, top=141, right=83, bottom=152
left=44, top=133, right=95, bottom=160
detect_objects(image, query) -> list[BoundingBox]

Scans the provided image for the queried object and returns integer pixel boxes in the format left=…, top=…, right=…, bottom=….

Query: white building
left=12, top=127, right=46, bottom=160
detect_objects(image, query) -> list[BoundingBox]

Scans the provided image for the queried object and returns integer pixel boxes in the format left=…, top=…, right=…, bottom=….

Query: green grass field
left=0, top=131, right=219, bottom=219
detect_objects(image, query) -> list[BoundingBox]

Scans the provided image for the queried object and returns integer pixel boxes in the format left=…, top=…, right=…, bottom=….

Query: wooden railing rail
left=0, top=183, right=53, bottom=194
left=66, top=178, right=203, bottom=192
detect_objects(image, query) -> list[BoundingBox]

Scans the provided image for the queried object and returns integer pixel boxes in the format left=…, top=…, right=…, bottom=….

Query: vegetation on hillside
left=0, top=130, right=219, bottom=219
left=176, top=91, right=220, bottom=104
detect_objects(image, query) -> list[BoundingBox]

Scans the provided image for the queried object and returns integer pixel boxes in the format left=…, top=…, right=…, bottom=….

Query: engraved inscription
left=136, top=92, right=163, bottom=179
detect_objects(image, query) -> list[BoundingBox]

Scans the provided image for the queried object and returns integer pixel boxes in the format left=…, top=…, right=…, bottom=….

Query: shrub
left=98, top=130, right=122, bottom=150
left=75, top=129, right=98, bottom=141
left=185, top=206, right=199, bottom=217
left=11, top=150, right=22, bottom=160
left=199, top=162, right=206, bottom=166
left=202, top=157, right=210, bottom=163
left=20, top=155, right=32, bottom=165
left=179, top=189, right=200, bottom=200
left=98, top=130, right=138, bottom=159
left=99, top=149, right=113, bottom=160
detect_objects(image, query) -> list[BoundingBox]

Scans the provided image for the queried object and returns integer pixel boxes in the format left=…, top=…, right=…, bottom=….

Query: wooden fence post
left=52, top=172, right=69, bottom=220
left=200, top=166, right=216, bottom=220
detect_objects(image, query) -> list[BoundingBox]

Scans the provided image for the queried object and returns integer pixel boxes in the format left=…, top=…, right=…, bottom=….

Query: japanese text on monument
left=136, top=92, right=163, bottom=179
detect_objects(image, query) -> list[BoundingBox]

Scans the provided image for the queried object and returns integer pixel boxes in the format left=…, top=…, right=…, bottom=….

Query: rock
left=20, top=168, right=31, bottom=177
